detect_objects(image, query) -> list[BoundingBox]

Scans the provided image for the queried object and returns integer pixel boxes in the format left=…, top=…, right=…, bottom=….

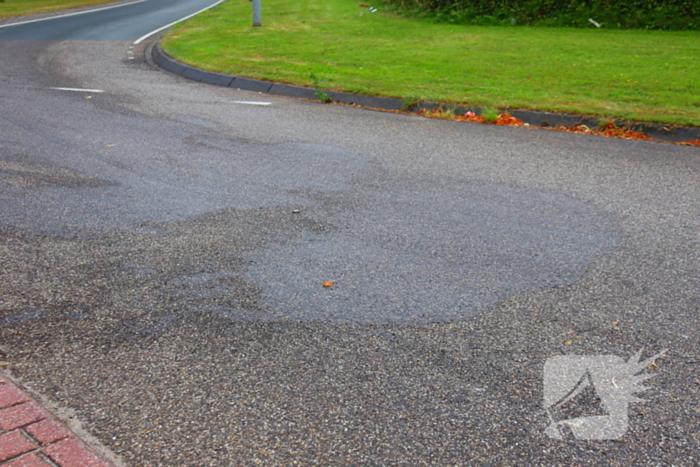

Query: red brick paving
left=0, top=403, right=49, bottom=432
left=44, top=438, right=111, bottom=467
left=0, top=376, right=115, bottom=467
left=2, top=452, right=53, bottom=467
left=25, top=419, right=70, bottom=445
left=0, top=431, right=37, bottom=462
left=0, top=386, right=29, bottom=409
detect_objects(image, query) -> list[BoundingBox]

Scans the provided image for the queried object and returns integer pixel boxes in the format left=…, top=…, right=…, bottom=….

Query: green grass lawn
left=163, top=0, right=700, bottom=126
left=0, top=0, right=120, bottom=19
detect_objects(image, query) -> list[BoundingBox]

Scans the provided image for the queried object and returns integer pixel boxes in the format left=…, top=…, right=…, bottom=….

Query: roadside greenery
left=385, top=0, right=700, bottom=30
left=0, top=0, right=117, bottom=19
left=163, top=0, right=700, bottom=126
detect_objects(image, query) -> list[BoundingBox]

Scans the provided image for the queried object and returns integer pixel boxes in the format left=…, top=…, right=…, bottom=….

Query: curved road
left=0, top=0, right=222, bottom=40
left=0, top=2, right=698, bottom=465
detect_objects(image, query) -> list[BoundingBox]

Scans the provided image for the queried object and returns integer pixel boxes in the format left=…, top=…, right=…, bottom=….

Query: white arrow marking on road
left=0, top=0, right=149, bottom=29
left=51, top=87, right=105, bottom=93
left=231, top=101, right=272, bottom=106
left=133, top=0, right=228, bottom=45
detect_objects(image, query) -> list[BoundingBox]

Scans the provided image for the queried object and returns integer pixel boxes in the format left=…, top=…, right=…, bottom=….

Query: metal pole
left=252, top=0, right=262, bottom=26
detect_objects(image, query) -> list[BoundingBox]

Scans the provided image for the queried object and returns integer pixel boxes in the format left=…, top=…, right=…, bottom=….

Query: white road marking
left=133, top=0, right=227, bottom=45
left=231, top=101, right=272, bottom=106
left=51, top=87, right=105, bottom=93
left=0, top=0, right=149, bottom=29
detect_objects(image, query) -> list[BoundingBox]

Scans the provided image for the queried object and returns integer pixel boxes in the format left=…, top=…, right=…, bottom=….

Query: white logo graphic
left=543, top=349, right=667, bottom=440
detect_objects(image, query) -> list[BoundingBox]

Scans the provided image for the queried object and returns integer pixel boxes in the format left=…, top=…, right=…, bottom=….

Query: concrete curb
left=150, top=44, right=700, bottom=143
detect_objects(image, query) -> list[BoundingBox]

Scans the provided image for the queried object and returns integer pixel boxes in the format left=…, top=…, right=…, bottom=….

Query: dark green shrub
left=380, top=0, right=700, bottom=30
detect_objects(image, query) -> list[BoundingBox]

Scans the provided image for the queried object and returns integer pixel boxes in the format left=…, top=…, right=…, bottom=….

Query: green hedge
left=381, top=0, right=700, bottom=29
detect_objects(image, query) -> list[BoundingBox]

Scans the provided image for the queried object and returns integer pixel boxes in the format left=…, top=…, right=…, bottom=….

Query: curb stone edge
left=150, top=43, right=700, bottom=143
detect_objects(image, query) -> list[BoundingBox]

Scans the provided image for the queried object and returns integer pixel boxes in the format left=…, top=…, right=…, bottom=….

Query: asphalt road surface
left=1, top=1, right=698, bottom=465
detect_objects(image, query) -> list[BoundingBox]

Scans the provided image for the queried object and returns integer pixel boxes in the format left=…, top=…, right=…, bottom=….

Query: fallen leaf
left=495, top=114, right=524, bottom=126
left=322, top=281, right=334, bottom=287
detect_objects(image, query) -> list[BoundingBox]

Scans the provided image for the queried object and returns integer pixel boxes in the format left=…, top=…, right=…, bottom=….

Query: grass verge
left=162, top=0, right=700, bottom=127
left=0, top=0, right=121, bottom=20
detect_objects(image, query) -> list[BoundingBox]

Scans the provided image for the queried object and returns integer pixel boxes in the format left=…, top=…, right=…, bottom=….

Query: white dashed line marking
left=231, top=101, right=272, bottom=106
left=51, top=87, right=105, bottom=93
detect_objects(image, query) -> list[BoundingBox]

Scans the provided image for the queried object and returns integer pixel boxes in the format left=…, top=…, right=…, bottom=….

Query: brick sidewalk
left=0, top=375, right=115, bottom=467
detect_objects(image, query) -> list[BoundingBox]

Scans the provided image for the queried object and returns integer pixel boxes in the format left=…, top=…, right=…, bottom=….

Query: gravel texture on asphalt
left=0, top=38, right=698, bottom=466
